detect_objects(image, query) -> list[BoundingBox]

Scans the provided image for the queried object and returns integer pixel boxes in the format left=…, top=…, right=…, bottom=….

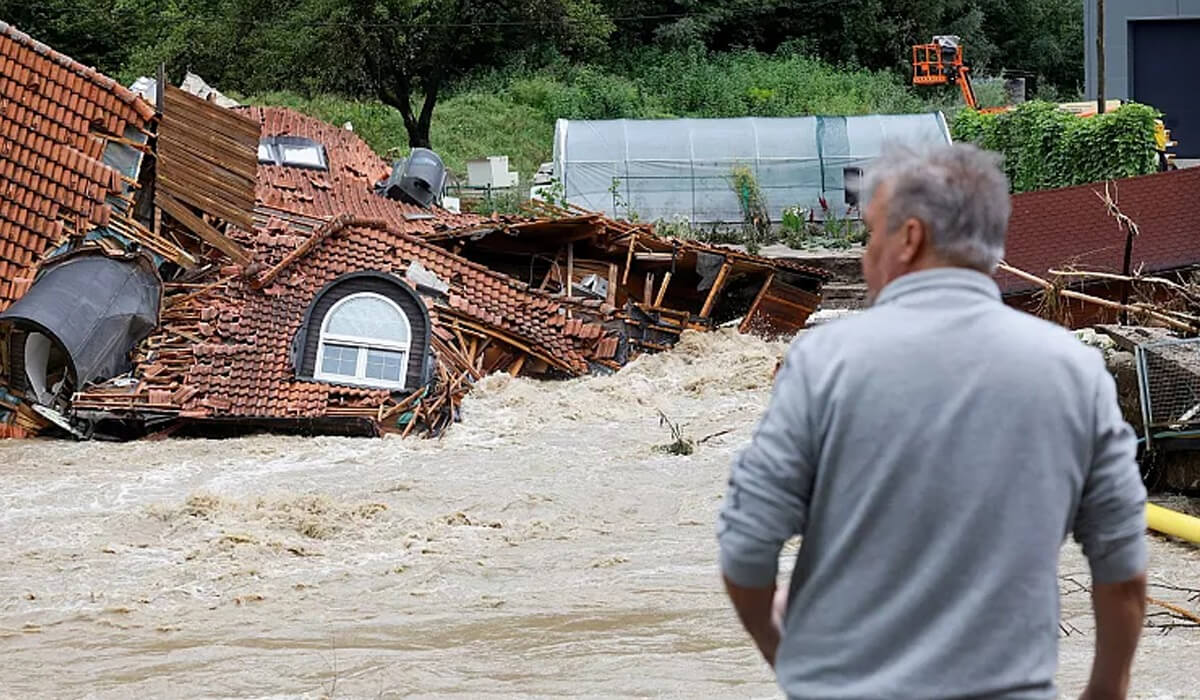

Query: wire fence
left=1136, top=337, right=1200, bottom=436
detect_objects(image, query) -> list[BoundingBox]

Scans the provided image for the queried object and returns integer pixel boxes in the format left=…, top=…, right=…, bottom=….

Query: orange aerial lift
left=913, top=35, right=1176, bottom=167
left=912, top=35, right=980, bottom=110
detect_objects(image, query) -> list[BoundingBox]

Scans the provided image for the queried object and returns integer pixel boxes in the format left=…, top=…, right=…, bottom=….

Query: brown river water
left=1, top=330, right=1197, bottom=699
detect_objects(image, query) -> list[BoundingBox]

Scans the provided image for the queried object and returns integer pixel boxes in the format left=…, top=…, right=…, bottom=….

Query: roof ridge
left=0, top=21, right=156, bottom=122
left=1012, top=165, right=1200, bottom=201
left=253, top=213, right=365, bottom=288
left=254, top=210, right=564, bottom=303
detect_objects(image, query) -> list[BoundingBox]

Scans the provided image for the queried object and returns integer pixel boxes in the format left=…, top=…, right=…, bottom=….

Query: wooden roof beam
left=156, top=192, right=251, bottom=267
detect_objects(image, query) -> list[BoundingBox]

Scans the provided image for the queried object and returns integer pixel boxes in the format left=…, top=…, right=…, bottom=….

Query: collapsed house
left=0, top=24, right=825, bottom=440
left=423, top=203, right=828, bottom=349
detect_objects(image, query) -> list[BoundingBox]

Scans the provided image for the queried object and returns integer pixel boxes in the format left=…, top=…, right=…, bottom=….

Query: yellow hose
left=1146, top=503, right=1200, bottom=544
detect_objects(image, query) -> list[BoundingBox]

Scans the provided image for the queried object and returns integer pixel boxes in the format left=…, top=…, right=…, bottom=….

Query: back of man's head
left=863, top=142, right=1011, bottom=273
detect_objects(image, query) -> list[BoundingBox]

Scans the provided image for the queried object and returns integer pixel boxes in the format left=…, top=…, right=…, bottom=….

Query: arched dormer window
left=315, top=293, right=410, bottom=388
left=294, top=272, right=432, bottom=391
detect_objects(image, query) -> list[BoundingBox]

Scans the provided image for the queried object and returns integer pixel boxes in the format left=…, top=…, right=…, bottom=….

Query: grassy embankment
left=247, top=50, right=1009, bottom=182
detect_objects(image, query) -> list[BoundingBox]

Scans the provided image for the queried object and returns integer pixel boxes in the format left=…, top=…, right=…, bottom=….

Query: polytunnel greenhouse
left=550, top=113, right=953, bottom=225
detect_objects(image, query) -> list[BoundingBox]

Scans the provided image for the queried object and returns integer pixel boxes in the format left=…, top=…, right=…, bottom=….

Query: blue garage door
left=1131, top=19, right=1200, bottom=158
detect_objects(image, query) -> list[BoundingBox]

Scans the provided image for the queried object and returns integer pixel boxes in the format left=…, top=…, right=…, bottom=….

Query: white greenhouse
left=550, top=113, right=953, bottom=225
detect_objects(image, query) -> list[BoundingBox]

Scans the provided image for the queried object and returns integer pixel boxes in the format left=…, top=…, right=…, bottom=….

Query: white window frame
left=314, top=292, right=411, bottom=390
left=279, top=143, right=326, bottom=169
left=256, top=137, right=330, bottom=170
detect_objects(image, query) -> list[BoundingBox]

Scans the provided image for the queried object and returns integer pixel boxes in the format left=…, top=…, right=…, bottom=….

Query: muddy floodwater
left=1, top=331, right=1198, bottom=698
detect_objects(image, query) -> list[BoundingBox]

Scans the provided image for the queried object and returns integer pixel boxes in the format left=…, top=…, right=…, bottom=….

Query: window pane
left=320, top=344, right=359, bottom=377
left=257, top=142, right=274, bottom=163
left=325, top=295, right=409, bottom=343
left=365, top=349, right=405, bottom=382
left=281, top=145, right=325, bottom=169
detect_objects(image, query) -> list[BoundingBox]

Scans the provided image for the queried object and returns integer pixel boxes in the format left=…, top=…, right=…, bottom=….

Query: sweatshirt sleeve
left=718, top=337, right=819, bottom=588
left=1073, top=363, right=1147, bottom=585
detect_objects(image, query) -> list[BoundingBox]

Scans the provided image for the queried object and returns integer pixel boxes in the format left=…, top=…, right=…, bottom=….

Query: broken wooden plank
left=566, top=242, right=574, bottom=299
left=654, top=271, right=673, bottom=308
left=156, top=192, right=252, bottom=266
left=739, top=272, right=775, bottom=334
left=622, top=235, right=636, bottom=285
left=158, top=171, right=254, bottom=230
left=699, top=261, right=733, bottom=319
left=998, top=262, right=1195, bottom=332
left=606, top=262, right=618, bottom=306
left=634, top=252, right=675, bottom=262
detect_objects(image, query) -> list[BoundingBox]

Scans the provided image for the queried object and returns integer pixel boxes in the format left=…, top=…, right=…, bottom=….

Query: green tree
left=295, top=0, right=614, bottom=148
left=607, top=0, right=1082, bottom=93
left=0, top=0, right=138, bottom=75
left=118, top=0, right=305, bottom=89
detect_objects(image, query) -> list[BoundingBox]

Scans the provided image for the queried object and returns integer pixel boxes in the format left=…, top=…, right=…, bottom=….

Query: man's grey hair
left=862, top=142, right=1011, bottom=272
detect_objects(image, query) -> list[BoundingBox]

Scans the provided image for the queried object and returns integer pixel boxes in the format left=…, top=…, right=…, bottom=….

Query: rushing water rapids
left=1, top=330, right=1197, bottom=698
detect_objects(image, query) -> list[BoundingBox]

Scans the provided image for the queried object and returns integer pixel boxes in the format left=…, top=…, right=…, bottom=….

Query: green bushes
left=951, top=101, right=1161, bottom=192
left=490, top=49, right=926, bottom=121
left=730, top=166, right=770, bottom=254
left=628, top=49, right=924, bottom=117
left=250, top=49, right=940, bottom=181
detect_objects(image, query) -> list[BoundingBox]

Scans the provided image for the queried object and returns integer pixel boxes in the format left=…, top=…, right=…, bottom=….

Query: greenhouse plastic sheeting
left=552, top=113, right=952, bottom=225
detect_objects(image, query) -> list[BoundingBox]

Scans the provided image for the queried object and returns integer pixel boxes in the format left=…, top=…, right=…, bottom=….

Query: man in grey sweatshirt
left=718, top=143, right=1147, bottom=699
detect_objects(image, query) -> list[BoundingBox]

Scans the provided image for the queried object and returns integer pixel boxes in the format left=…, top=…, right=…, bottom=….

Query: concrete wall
left=1083, top=0, right=1200, bottom=98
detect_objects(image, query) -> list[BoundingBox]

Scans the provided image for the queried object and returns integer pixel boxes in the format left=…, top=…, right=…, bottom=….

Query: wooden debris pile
left=426, top=200, right=831, bottom=351
left=67, top=201, right=829, bottom=440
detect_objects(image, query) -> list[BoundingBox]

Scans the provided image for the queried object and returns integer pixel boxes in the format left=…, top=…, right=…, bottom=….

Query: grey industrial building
left=1084, top=0, right=1200, bottom=157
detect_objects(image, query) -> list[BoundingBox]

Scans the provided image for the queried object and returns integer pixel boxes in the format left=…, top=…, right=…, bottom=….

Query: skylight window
left=280, top=143, right=326, bottom=169
left=256, top=136, right=329, bottom=171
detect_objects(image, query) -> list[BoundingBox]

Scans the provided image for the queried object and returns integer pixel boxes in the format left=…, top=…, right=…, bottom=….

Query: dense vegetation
left=248, top=51, right=1013, bottom=179
left=6, top=0, right=1083, bottom=154
left=951, top=102, right=1162, bottom=192
left=11, top=0, right=1130, bottom=225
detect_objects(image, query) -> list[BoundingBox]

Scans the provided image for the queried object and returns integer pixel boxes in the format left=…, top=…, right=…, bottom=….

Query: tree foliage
left=951, top=102, right=1161, bottom=192
left=290, top=0, right=614, bottom=147
left=606, top=0, right=1082, bottom=93
left=4, top=0, right=1088, bottom=149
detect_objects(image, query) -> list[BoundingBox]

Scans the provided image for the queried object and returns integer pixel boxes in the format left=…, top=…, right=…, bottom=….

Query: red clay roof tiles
left=75, top=109, right=616, bottom=423
left=0, top=22, right=154, bottom=310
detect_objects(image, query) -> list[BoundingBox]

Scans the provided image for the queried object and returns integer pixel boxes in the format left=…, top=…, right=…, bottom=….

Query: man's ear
left=898, top=218, right=926, bottom=264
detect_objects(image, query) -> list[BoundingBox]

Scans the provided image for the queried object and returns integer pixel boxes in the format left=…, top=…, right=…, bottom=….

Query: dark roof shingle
left=1000, top=167, right=1200, bottom=294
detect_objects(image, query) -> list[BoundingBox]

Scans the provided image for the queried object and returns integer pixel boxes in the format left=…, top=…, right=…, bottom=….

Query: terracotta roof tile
left=237, top=106, right=476, bottom=235
left=0, top=22, right=154, bottom=310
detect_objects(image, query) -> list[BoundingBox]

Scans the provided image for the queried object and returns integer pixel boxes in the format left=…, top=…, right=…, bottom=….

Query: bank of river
left=1, top=330, right=1196, bottom=698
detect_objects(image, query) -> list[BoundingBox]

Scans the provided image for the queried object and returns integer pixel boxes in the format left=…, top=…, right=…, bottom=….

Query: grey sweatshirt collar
left=874, top=266, right=1002, bottom=307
